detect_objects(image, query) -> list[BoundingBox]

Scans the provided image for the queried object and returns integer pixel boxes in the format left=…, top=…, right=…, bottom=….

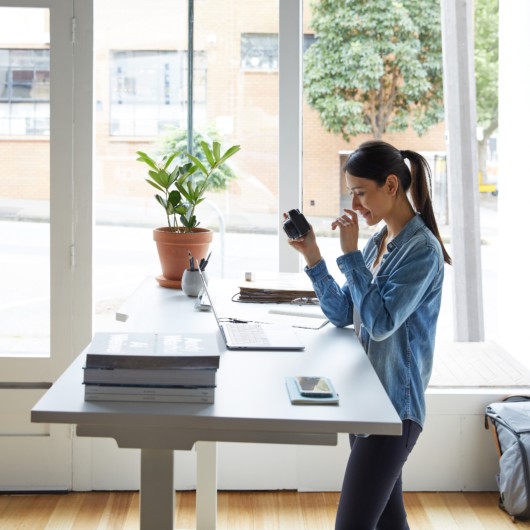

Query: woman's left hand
left=331, top=209, right=359, bottom=254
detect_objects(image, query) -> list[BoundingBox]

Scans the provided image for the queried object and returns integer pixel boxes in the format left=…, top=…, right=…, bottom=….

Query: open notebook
left=198, top=270, right=305, bottom=351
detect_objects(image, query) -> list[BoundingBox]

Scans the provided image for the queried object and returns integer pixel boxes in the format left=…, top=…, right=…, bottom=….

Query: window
left=303, top=34, right=316, bottom=52
left=241, top=33, right=315, bottom=71
left=109, top=50, right=206, bottom=136
left=0, top=48, right=50, bottom=135
left=241, top=34, right=278, bottom=70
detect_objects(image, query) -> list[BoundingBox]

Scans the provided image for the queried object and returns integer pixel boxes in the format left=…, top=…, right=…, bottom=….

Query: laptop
left=197, top=269, right=305, bottom=351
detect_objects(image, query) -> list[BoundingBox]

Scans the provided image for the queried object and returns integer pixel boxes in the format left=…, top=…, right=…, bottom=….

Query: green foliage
left=474, top=0, right=498, bottom=136
left=304, top=0, right=444, bottom=140
left=158, top=128, right=238, bottom=191
left=136, top=140, right=241, bottom=232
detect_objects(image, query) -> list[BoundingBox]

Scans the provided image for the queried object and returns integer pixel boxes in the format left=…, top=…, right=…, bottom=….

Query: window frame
left=108, top=49, right=207, bottom=138
left=0, top=48, right=51, bottom=135
left=0, top=0, right=93, bottom=381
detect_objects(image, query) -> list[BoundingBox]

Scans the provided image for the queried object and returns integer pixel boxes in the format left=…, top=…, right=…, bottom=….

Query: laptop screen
left=197, top=269, right=223, bottom=332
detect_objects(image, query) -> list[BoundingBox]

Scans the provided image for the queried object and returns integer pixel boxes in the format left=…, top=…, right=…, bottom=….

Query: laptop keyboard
left=225, top=322, right=270, bottom=346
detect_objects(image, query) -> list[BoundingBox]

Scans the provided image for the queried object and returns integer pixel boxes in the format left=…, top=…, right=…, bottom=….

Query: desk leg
left=140, top=449, right=175, bottom=530
left=196, top=441, right=217, bottom=530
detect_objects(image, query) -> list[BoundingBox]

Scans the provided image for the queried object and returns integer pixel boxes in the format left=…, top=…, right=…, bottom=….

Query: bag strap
left=485, top=415, right=503, bottom=458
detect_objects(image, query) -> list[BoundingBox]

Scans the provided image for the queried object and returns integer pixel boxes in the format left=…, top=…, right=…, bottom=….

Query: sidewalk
left=0, top=194, right=498, bottom=243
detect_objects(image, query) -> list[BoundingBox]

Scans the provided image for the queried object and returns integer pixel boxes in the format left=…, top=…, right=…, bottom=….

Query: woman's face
left=345, top=173, right=395, bottom=226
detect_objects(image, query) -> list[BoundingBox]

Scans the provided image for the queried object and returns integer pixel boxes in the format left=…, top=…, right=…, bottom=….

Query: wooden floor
left=1, top=490, right=529, bottom=529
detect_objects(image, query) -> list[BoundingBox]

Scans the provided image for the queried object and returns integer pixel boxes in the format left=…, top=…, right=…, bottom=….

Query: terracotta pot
left=153, top=227, right=213, bottom=288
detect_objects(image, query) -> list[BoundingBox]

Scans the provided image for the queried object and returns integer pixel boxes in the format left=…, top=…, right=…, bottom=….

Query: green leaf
left=156, top=169, right=171, bottom=189
left=176, top=172, right=189, bottom=187
left=188, top=180, right=201, bottom=198
left=213, top=141, right=221, bottom=161
left=166, top=202, right=175, bottom=215
left=180, top=213, right=197, bottom=230
left=148, top=169, right=165, bottom=188
left=180, top=162, right=195, bottom=175
left=180, top=163, right=198, bottom=180
left=167, top=190, right=182, bottom=207
left=168, top=166, right=181, bottom=187
left=218, top=145, right=241, bottom=165
left=187, top=154, right=208, bottom=176
left=136, top=151, right=159, bottom=172
left=200, top=141, right=215, bottom=166
left=175, top=205, right=188, bottom=216
left=162, top=151, right=181, bottom=171
left=154, top=195, right=167, bottom=209
left=146, top=179, right=165, bottom=193
left=177, top=184, right=193, bottom=203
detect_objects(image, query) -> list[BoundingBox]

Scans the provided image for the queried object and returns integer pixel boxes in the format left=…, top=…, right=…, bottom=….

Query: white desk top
left=32, top=277, right=401, bottom=450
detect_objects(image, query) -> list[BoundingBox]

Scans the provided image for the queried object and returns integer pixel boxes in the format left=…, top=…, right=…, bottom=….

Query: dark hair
left=344, top=140, right=451, bottom=265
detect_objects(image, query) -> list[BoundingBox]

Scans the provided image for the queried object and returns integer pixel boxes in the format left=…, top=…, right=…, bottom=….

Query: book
left=84, top=393, right=214, bottom=404
left=237, top=272, right=316, bottom=303
left=83, top=367, right=217, bottom=387
left=85, top=332, right=221, bottom=370
left=285, top=377, right=339, bottom=405
left=84, top=385, right=215, bottom=404
left=84, top=384, right=215, bottom=397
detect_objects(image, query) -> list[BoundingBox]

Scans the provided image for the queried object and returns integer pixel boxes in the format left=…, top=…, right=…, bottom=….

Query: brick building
left=0, top=0, right=445, bottom=227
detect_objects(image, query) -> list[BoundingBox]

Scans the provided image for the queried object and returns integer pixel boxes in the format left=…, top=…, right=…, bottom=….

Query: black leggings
left=335, top=420, right=422, bottom=530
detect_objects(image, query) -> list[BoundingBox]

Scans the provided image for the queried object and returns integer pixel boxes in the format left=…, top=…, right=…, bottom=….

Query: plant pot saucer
left=155, top=275, right=182, bottom=289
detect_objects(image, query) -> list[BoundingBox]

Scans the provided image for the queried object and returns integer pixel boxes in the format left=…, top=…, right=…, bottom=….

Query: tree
left=304, top=0, right=444, bottom=141
left=157, top=127, right=238, bottom=191
left=474, top=0, right=498, bottom=181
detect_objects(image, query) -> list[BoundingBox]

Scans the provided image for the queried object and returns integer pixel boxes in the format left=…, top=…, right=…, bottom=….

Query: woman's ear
left=385, top=174, right=399, bottom=197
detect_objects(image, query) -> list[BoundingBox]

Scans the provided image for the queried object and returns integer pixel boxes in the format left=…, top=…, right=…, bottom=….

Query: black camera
left=283, top=209, right=311, bottom=240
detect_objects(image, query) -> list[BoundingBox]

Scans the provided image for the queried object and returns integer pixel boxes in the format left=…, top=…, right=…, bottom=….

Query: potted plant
left=136, top=140, right=240, bottom=288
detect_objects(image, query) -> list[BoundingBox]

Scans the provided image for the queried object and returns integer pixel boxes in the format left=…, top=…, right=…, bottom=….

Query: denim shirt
left=305, top=214, right=444, bottom=427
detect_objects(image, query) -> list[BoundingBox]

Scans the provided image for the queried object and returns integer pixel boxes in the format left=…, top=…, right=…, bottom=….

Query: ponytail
left=400, top=150, right=452, bottom=265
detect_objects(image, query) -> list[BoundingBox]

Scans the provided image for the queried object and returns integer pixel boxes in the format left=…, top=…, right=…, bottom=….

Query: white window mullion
left=70, top=0, right=93, bottom=368
left=278, top=0, right=303, bottom=272
left=49, top=0, right=76, bottom=379
left=49, top=0, right=93, bottom=380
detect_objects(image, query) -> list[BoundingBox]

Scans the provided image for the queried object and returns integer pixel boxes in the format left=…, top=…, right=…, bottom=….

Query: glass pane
left=241, top=34, right=278, bottom=70
left=301, top=0, right=447, bottom=240
left=193, top=0, right=279, bottom=271
left=0, top=7, right=50, bottom=356
left=93, top=0, right=279, bottom=331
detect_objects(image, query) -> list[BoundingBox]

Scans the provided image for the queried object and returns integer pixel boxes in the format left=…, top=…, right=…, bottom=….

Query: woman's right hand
left=331, top=209, right=359, bottom=254
left=283, top=213, right=322, bottom=268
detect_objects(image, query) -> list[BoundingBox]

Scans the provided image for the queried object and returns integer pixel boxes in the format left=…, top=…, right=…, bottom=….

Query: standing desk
left=31, top=278, right=401, bottom=530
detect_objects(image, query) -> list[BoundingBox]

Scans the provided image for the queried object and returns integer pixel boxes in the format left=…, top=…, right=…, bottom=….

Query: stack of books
left=237, top=272, right=317, bottom=303
left=83, top=332, right=221, bottom=404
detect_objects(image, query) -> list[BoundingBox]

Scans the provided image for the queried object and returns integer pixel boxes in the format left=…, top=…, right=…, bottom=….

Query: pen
left=188, top=250, right=194, bottom=270
left=200, top=251, right=212, bottom=271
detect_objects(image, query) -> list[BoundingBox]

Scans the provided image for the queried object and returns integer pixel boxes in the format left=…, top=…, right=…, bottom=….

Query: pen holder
left=181, top=269, right=206, bottom=297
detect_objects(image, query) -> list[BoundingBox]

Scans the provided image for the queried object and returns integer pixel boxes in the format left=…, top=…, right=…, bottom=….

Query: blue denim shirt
left=305, top=214, right=444, bottom=427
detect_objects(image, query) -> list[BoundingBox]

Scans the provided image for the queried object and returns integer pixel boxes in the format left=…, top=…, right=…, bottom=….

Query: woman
left=285, top=140, right=451, bottom=530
